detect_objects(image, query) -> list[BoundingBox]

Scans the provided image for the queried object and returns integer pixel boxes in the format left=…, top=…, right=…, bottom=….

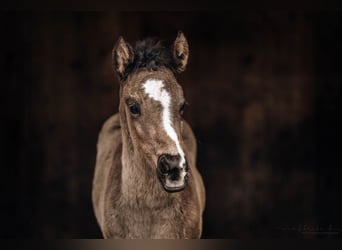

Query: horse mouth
left=157, top=170, right=189, bottom=193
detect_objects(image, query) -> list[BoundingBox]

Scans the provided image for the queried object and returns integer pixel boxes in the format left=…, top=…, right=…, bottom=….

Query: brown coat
left=92, top=113, right=205, bottom=238
left=92, top=31, right=205, bottom=239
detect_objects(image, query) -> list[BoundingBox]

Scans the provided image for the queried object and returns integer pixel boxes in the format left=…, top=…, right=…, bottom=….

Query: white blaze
left=143, top=79, right=186, bottom=169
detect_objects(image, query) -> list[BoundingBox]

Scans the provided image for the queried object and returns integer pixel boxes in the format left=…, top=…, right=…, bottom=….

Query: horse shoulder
left=92, top=113, right=122, bottom=232
left=182, top=121, right=206, bottom=225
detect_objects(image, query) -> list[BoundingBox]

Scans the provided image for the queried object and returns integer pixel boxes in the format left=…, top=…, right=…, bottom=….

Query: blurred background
left=1, top=11, right=341, bottom=238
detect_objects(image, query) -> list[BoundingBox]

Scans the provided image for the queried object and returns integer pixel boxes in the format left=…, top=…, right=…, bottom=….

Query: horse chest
left=113, top=203, right=187, bottom=239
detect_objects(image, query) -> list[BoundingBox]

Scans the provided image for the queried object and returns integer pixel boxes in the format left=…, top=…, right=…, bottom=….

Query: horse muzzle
left=157, top=154, right=189, bottom=193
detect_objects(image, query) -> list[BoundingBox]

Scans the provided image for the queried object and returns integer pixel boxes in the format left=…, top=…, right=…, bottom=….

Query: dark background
left=1, top=11, right=341, bottom=238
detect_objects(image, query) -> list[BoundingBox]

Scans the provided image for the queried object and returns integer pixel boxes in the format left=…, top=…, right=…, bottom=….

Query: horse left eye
left=179, top=103, right=185, bottom=116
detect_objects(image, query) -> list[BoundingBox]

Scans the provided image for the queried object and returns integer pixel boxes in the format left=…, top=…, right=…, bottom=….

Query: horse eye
left=129, top=103, right=140, bottom=116
left=179, top=102, right=186, bottom=116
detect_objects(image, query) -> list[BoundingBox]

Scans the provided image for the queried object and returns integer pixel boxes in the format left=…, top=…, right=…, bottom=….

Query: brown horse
left=92, top=32, right=205, bottom=239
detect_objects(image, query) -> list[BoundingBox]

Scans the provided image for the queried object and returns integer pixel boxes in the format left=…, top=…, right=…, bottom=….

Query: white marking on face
left=143, top=79, right=186, bottom=169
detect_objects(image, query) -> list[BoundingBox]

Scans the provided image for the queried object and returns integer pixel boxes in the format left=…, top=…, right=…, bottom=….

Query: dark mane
left=124, top=38, right=176, bottom=79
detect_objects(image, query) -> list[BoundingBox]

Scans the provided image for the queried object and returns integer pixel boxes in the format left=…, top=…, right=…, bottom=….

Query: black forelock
left=122, top=38, right=176, bottom=80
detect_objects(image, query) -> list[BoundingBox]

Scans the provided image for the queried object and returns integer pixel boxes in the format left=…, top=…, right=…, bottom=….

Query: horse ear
left=173, top=31, right=189, bottom=73
left=112, top=36, right=134, bottom=80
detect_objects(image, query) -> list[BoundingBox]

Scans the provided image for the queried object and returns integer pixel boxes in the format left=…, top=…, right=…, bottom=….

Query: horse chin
left=163, top=182, right=186, bottom=193
left=157, top=171, right=188, bottom=193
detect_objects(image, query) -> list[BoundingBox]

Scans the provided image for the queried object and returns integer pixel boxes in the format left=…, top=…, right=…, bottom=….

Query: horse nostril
left=184, top=172, right=189, bottom=181
left=184, top=158, right=189, bottom=172
left=158, top=154, right=181, bottom=175
left=159, top=159, right=170, bottom=175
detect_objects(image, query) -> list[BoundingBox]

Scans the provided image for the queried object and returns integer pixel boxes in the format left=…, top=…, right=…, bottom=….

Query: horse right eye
left=129, top=103, right=140, bottom=116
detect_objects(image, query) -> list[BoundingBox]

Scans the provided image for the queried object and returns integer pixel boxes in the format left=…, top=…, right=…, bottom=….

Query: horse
left=92, top=31, right=205, bottom=239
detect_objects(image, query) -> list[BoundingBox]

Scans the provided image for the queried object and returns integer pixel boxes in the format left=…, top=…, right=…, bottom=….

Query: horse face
left=121, top=69, right=189, bottom=192
left=113, top=32, right=190, bottom=192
